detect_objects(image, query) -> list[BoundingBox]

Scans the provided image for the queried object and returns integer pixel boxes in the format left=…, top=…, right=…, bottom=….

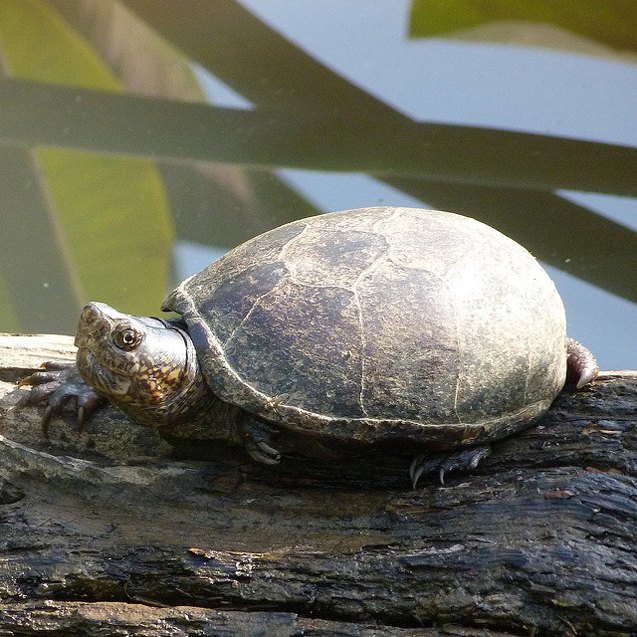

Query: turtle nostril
left=80, top=303, right=99, bottom=324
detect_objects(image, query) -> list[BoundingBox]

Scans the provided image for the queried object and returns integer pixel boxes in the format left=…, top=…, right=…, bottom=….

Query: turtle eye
left=113, top=326, right=140, bottom=351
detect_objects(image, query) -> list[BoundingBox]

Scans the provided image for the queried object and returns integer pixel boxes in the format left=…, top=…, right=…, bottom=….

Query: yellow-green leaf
left=409, top=0, right=637, bottom=54
left=0, top=0, right=173, bottom=318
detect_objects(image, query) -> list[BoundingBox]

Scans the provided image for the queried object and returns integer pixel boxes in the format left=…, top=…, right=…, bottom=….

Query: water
left=0, top=0, right=635, bottom=368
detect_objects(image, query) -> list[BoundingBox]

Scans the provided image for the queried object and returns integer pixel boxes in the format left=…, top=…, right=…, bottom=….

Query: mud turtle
left=23, top=207, right=597, bottom=481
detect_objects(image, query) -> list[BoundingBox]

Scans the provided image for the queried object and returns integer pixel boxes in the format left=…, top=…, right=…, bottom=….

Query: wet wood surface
left=0, top=333, right=636, bottom=636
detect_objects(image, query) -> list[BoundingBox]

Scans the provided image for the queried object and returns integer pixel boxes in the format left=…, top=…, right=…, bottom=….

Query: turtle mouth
left=76, top=345, right=132, bottom=396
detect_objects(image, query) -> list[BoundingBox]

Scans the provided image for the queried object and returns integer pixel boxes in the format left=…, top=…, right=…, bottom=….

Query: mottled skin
left=21, top=207, right=599, bottom=482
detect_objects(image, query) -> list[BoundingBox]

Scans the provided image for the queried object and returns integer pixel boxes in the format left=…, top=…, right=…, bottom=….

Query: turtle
left=20, top=207, right=598, bottom=484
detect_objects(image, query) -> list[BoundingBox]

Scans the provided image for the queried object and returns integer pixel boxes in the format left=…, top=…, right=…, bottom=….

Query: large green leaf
left=0, top=0, right=173, bottom=328
left=49, top=0, right=319, bottom=250
left=0, top=146, right=83, bottom=333
left=1, top=79, right=636, bottom=199
left=409, top=0, right=637, bottom=54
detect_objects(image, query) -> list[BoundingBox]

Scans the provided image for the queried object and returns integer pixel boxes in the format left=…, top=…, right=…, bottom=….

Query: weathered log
left=0, top=333, right=636, bottom=636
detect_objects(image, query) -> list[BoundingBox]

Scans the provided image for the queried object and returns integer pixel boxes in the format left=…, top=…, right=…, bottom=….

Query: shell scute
left=196, top=261, right=288, bottom=345
left=223, top=280, right=366, bottom=417
left=354, top=262, right=460, bottom=422
left=283, top=227, right=389, bottom=288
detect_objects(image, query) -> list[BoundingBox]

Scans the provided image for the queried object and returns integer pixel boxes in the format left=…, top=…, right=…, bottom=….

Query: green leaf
left=2, top=79, right=636, bottom=199
left=0, top=0, right=173, bottom=323
left=50, top=0, right=317, bottom=250
left=38, top=147, right=173, bottom=311
left=408, top=0, right=637, bottom=54
left=0, top=146, right=83, bottom=333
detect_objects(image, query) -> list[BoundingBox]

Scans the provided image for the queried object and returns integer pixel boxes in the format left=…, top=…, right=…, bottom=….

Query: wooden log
left=0, top=333, right=636, bottom=636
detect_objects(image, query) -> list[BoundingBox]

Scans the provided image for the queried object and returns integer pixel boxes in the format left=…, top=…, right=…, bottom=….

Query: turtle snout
left=80, top=302, right=119, bottom=324
left=75, top=302, right=116, bottom=348
left=80, top=302, right=102, bottom=325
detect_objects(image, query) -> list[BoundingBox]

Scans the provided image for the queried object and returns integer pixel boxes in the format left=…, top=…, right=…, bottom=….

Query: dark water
left=0, top=1, right=635, bottom=368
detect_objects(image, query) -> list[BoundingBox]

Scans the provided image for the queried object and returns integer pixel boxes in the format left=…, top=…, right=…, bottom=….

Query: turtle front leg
left=18, top=361, right=105, bottom=435
left=410, top=445, right=492, bottom=488
left=240, top=414, right=282, bottom=465
left=566, top=339, right=598, bottom=389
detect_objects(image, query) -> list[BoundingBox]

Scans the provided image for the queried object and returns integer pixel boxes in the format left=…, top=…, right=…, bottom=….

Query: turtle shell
left=163, top=207, right=567, bottom=450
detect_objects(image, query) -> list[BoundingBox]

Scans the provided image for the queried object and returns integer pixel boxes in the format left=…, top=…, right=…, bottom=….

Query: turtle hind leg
left=566, top=338, right=599, bottom=389
left=409, top=445, right=492, bottom=488
left=240, top=414, right=282, bottom=466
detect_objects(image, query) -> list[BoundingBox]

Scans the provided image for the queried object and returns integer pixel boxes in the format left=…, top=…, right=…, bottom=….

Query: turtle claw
left=77, top=405, right=87, bottom=431
left=18, top=361, right=76, bottom=389
left=242, top=416, right=282, bottom=466
left=566, top=339, right=598, bottom=389
left=18, top=362, right=104, bottom=436
left=410, top=445, right=492, bottom=488
left=248, top=440, right=282, bottom=466
left=42, top=405, right=56, bottom=437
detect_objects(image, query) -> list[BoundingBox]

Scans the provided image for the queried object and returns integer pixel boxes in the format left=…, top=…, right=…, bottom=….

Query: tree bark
left=0, top=333, right=636, bottom=636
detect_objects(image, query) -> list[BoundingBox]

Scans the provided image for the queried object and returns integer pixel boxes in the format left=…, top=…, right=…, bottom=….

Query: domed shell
left=163, top=207, right=567, bottom=449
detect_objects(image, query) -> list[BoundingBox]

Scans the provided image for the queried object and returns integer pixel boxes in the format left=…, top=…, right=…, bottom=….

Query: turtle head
left=74, top=302, right=201, bottom=426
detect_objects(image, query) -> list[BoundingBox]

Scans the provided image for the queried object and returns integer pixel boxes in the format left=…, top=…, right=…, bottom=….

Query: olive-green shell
left=163, top=207, right=567, bottom=449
